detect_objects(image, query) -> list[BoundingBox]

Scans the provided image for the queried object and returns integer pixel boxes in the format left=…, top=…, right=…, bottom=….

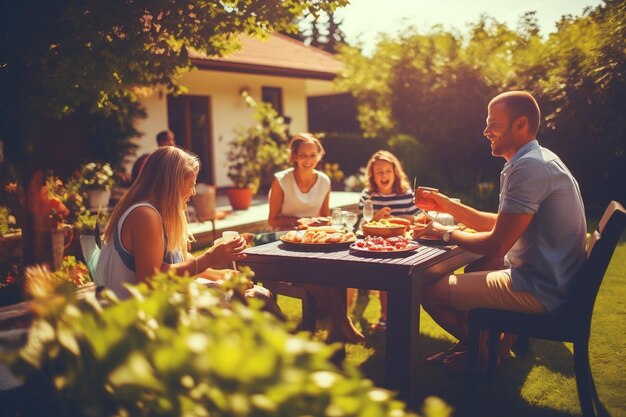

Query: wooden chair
left=466, top=201, right=626, bottom=417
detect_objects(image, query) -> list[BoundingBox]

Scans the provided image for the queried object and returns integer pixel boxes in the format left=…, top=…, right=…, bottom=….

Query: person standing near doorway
left=131, top=129, right=176, bottom=183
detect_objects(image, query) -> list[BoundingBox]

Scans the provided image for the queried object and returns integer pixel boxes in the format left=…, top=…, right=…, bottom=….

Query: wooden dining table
left=240, top=239, right=482, bottom=405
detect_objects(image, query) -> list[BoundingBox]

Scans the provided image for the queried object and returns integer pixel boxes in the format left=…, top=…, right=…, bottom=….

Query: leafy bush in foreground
left=4, top=271, right=425, bottom=417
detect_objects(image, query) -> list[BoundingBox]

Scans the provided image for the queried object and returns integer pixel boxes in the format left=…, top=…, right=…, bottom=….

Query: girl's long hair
left=104, top=146, right=200, bottom=253
left=366, top=150, right=411, bottom=194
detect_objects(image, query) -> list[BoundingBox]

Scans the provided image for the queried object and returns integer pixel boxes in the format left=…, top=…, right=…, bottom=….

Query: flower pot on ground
left=226, top=187, right=254, bottom=210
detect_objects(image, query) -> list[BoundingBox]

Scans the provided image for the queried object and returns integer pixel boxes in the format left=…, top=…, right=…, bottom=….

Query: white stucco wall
left=133, top=69, right=337, bottom=187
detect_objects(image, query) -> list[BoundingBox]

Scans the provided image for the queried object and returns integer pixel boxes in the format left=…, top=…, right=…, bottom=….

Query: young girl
left=268, top=133, right=364, bottom=343
left=358, top=150, right=419, bottom=330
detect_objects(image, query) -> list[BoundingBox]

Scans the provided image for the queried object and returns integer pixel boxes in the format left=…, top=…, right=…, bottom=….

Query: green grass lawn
left=273, top=240, right=626, bottom=417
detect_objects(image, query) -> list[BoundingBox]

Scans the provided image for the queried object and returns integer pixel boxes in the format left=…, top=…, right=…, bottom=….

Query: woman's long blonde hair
left=104, top=146, right=200, bottom=253
left=366, top=150, right=411, bottom=194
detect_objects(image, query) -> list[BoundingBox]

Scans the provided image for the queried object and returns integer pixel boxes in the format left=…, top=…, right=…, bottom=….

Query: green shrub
left=228, top=92, right=290, bottom=194
left=4, top=271, right=421, bottom=417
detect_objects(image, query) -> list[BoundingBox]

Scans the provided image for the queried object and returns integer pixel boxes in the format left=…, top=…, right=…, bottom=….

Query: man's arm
left=444, top=212, right=533, bottom=257
left=443, top=200, right=498, bottom=232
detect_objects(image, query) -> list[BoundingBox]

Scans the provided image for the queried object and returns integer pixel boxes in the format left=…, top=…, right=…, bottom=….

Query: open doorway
left=167, top=95, right=214, bottom=184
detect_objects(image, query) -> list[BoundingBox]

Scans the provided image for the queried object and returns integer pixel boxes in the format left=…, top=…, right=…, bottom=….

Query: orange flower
left=4, top=182, right=17, bottom=193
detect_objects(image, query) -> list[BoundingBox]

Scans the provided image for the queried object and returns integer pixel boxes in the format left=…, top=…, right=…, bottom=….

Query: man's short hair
left=490, top=91, right=541, bottom=135
left=156, top=129, right=174, bottom=146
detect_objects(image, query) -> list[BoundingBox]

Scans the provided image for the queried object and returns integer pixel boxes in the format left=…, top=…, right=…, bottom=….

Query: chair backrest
left=571, top=201, right=626, bottom=326
left=94, top=223, right=102, bottom=249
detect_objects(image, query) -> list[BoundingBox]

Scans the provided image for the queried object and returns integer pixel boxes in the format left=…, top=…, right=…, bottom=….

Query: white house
left=133, top=33, right=343, bottom=187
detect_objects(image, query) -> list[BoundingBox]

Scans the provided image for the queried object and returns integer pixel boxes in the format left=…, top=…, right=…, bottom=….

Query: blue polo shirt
left=499, top=140, right=587, bottom=313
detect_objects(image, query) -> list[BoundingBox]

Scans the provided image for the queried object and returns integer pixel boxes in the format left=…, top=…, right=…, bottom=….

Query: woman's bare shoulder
left=125, top=205, right=162, bottom=230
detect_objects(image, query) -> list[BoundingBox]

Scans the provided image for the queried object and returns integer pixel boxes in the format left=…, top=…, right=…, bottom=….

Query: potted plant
left=77, top=162, right=116, bottom=210
left=226, top=91, right=290, bottom=210
left=226, top=156, right=260, bottom=210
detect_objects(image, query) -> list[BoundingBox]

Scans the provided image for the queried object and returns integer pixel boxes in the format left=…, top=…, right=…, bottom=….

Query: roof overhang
left=191, top=58, right=337, bottom=80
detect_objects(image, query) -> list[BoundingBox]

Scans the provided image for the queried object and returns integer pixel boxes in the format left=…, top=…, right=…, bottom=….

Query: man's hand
left=415, top=190, right=451, bottom=213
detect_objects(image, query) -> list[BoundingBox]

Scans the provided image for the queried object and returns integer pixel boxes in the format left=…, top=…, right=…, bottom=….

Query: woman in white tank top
left=96, top=147, right=248, bottom=298
left=267, top=134, right=364, bottom=343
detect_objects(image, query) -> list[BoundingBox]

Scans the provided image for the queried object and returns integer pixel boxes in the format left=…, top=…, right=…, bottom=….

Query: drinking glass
left=343, top=211, right=358, bottom=232
left=449, top=198, right=461, bottom=225
left=331, top=208, right=343, bottom=229
left=363, top=200, right=374, bottom=223
left=415, top=186, right=439, bottom=211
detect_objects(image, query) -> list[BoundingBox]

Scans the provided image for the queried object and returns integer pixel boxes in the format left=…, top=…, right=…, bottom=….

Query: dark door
left=167, top=95, right=214, bottom=184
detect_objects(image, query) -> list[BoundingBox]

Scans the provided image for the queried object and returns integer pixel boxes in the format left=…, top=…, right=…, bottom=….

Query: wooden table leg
left=385, top=275, right=421, bottom=407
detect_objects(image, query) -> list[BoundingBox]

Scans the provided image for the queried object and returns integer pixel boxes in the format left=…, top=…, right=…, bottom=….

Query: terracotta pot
left=226, top=187, right=253, bottom=210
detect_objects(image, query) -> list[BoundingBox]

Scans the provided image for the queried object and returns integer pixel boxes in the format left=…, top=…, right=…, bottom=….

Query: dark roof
left=189, top=33, right=343, bottom=80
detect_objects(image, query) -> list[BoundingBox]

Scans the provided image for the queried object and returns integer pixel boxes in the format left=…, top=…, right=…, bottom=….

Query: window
left=261, top=87, right=283, bottom=115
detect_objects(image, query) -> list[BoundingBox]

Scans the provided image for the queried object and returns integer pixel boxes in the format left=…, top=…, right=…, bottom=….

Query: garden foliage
left=5, top=272, right=420, bottom=417
left=228, top=92, right=291, bottom=194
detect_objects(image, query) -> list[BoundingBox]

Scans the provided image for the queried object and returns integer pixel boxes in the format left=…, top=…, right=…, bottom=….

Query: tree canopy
left=337, top=0, right=626, bottom=212
left=1, top=0, right=347, bottom=146
left=0, top=0, right=347, bottom=264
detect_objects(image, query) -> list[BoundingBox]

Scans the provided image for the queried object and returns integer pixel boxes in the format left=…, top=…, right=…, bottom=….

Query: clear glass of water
left=343, top=211, right=358, bottom=232
left=363, top=200, right=374, bottom=223
left=331, top=208, right=343, bottom=229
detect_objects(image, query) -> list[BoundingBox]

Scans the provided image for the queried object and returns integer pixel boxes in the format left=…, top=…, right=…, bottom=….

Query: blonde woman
left=268, top=133, right=364, bottom=343
left=95, top=146, right=246, bottom=298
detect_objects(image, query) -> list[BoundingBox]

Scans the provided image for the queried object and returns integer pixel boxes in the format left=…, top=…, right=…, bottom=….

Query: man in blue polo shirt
left=416, top=91, right=587, bottom=369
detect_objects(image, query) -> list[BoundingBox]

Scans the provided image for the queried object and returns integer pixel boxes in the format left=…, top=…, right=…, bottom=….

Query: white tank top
left=274, top=168, right=330, bottom=218
left=94, top=202, right=183, bottom=299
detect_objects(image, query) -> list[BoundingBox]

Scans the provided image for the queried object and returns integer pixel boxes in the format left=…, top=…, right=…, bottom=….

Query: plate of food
left=280, top=229, right=356, bottom=248
left=350, top=235, right=419, bottom=253
left=296, top=216, right=331, bottom=229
